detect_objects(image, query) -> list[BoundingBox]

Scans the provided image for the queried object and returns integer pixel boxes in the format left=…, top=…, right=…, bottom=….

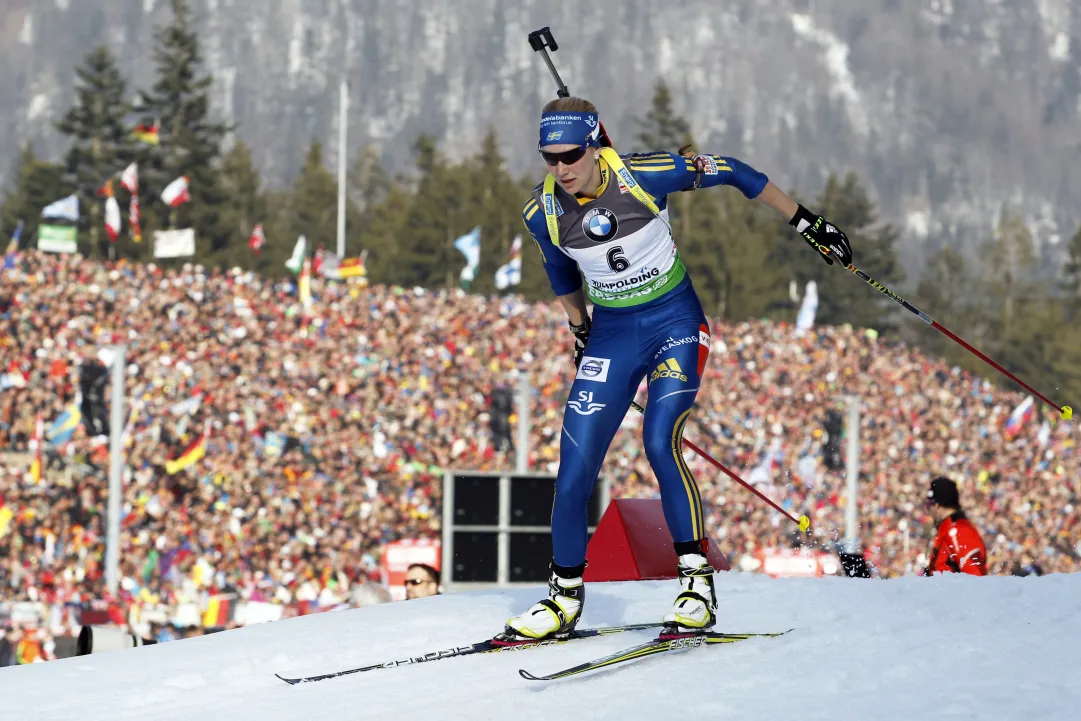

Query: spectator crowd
left=2, top=250, right=1078, bottom=660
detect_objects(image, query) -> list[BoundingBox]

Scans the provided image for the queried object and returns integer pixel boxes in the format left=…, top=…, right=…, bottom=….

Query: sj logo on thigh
left=567, top=390, right=606, bottom=416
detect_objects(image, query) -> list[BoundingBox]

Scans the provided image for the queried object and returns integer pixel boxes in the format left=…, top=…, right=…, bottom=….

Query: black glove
left=569, top=317, right=591, bottom=369
left=789, top=204, right=853, bottom=266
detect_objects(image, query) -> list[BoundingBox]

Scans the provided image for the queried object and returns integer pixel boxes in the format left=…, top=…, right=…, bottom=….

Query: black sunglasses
left=404, top=577, right=432, bottom=586
left=539, top=144, right=589, bottom=167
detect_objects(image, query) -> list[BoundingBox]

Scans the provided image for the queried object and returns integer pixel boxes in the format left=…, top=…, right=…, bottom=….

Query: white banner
left=153, top=228, right=195, bottom=258
left=235, top=602, right=284, bottom=626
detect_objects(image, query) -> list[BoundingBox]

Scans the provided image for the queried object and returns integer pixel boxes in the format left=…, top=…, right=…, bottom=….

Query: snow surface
left=3, top=573, right=1080, bottom=720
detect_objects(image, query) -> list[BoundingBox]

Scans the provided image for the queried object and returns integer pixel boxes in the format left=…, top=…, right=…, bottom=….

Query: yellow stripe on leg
left=671, top=408, right=699, bottom=539
left=676, top=413, right=704, bottom=533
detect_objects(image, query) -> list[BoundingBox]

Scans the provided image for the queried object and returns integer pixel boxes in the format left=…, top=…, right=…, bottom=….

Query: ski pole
left=527, top=26, right=614, bottom=148
left=630, top=401, right=811, bottom=533
left=802, top=238, right=1073, bottom=421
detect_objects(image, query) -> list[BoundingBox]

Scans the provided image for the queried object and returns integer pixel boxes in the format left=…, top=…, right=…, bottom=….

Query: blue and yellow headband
left=539, top=111, right=602, bottom=149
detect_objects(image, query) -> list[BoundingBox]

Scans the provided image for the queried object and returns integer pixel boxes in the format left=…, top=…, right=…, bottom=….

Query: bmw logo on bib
left=582, top=208, right=618, bottom=242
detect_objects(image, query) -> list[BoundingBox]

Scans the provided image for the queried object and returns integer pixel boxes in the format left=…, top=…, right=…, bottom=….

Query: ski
left=518, top=628, right=793, bottom=681
left=275, top=622, right=664, bottom=685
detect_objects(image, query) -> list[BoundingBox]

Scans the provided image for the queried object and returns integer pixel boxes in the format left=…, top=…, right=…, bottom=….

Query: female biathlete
left=500, top=96, right=852, bottom=641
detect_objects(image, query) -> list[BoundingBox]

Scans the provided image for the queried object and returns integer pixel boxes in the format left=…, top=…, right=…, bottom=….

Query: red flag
left=129, top=195, right=142, bottom=243
left=104, top=196, right=121, bottom=242
left=121, top=163, right=139, bottom=194
left=161, top=176, right=191, bottom=207
left=249, top=224, right=266, bottom=254
left=312, top=246, right=325, bottom=275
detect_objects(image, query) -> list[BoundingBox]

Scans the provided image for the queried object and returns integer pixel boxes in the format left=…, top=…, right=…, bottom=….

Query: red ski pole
left=630, top=401, right=811, bottom=533
left=801, top=238, right=1073, bottom=421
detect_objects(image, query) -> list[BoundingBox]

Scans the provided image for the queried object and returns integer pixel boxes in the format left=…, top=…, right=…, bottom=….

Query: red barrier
left=583, top=499, right=730, bottom=582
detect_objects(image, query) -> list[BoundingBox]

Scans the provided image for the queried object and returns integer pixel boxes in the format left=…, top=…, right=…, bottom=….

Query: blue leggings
left=552, top=281, right=711, bottom=568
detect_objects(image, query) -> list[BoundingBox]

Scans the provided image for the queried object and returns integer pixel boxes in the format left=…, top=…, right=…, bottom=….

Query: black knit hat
left=927, top=476, right=960, bottom=508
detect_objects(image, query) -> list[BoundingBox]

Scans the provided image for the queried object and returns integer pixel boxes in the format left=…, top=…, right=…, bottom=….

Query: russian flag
left=1004, top=396, right=1034, bottom=438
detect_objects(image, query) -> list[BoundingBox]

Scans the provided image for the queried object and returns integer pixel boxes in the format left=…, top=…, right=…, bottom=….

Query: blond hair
left=542, top=96, right=598, bottom=114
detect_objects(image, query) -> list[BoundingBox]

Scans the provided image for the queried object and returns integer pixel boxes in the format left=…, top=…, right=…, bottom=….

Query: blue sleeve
left=522, top=196, right=582, bottom=297
left=625, top=151, right=769, bottom=201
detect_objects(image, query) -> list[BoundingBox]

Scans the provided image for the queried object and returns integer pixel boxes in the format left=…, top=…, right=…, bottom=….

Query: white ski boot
left=498, top=572, right=584, bottom=644
left=662, top=553, right=717, bottom=634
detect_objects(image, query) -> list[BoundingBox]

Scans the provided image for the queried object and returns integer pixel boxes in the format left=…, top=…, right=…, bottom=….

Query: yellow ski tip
left=1062, top=405, right=1073, bottom=421
left=798, top=515, right=811, bottom=533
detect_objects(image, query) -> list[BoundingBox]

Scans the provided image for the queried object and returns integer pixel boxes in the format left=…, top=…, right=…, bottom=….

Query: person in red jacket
left=924, top=476, right=988, bottom=576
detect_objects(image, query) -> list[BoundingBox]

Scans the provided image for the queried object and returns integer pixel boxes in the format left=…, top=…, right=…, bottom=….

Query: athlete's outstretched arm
left=754, top=181, right=798, bottom=220
left=628, top=151, right=854, bottom=267
left=753, top=174, right=855, bottom=267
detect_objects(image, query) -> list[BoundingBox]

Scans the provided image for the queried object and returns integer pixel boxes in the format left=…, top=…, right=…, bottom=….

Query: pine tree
left=1061, top=224, right=1081, bottom=320
left=54, top=45, right=135, bottom=260
left=978, top=208, right=1037, bottom=345
left=634, top=78, right=700, bottom=252
left=285, top=140, right=339, bottom=257
left=0, top=143, right=72, bottom=252
left=397, top=134, right=478, bottom=288
left=990, top=249, right=1081, bottom=404
left=961, top=208, right=1045, bottom=386
left=217, top=139, right=267, bottom=270
left=911, top=245, right=971, bottom=359
left=1047, top=308, right=1081, bottom=406
left=632, top=80, right=749, bottom=315
left=138, top=0, right=231, bottom=263
left=992, top=296, right=1081, bottom=402
left=467, top=129, right=529, bottom=296
left=349, top=145, right=391, bottom=215
left=256, top=189, right=295, bottom=277
left=634, top=79, right=694, bottom=151
left=357, top=182, right=412, bottom=285
left=708, top=191, right=791, bottom=320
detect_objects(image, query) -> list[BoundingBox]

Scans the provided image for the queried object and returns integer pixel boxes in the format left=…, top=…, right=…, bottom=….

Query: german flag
left=202, top=596, right=236, bottom=628
left=165, top=425, right=207, bottom=475
left=132, top=120, right=160, bottom=145
left=337, top=256, right=367, bottom=278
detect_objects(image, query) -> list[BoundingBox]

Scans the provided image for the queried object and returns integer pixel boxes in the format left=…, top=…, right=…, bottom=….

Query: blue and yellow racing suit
left=522, top=148, right=768, bottom=568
